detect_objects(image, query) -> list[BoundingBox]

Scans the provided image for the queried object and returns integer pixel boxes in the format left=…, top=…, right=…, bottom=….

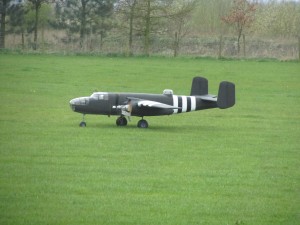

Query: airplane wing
left=137, top=100, right=181, bottom=109
left=199, top=94, right=217, bottom=102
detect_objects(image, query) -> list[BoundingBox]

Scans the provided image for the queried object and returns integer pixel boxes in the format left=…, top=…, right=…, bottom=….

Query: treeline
left=1, top=0, right=299, bottom=59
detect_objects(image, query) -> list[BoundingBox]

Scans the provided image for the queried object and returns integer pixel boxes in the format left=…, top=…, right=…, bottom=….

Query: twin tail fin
left=190, top=76, right=235, bottom=109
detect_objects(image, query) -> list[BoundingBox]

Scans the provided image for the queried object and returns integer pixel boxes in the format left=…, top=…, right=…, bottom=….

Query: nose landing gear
left=79, top=114, right=86, bottom=127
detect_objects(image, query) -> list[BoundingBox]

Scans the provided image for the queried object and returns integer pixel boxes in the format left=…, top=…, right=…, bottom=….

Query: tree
left=0, top=0, right=12, bottom=49
left=134, top=0, right=173, bottom=56
left=253, top=2, right=300, bottom=38
left=7, top=1, right=27, bottom=49
left=143, top=0, right=151, bottom=55
left=222, top=0, right=256, bottom=56
left=296, top=4, right=300, bottom=61
left=58, top=0, right=115, bottom=50
left=253, top=1, right=300, bottom=61
left=116, top=0, right=138, bottom=55
left=192, top=0, right=229, bottom=34
left=116, top=0, right=173, bottom=56
left=27, top=0, right=49, bottom=50
left=191, top=0, right=232, bottom=58
left=168, top=0, right=196, bottom=57
left=92, top=0, right=115, bottom=50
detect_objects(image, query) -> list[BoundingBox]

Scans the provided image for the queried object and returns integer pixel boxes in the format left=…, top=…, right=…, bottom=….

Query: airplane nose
left=70, top=99, right=77, bottom=111
left=69, top=97, right=89, bottom=111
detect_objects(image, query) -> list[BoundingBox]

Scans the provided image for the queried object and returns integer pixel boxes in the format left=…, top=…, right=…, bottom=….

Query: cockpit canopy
left=91, top=92, right=109, bottom=100
left=163, top=89, right=173, bottom=95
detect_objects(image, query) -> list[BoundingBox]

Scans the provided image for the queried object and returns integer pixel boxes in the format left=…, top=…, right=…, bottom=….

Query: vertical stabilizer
left=217, top=81, right=235, bottom=109
left=190, top=77, right=208, bottom=96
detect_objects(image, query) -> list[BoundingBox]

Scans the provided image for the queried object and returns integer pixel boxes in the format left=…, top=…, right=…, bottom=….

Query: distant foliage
left=254, top=1, right=300, bottom=38
left=54, top=0, right=115, bottom=50
left=222, top=0, right=256, bottom=55
left=2, top=0, right=300, bottom=60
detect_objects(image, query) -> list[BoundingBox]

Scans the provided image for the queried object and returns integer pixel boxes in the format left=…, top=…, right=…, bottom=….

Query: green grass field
left=0, top=54, right=299, bottom=225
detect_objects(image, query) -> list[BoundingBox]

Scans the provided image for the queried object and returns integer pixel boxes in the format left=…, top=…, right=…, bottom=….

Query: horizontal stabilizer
left=199, top=94, right=217, bottom=102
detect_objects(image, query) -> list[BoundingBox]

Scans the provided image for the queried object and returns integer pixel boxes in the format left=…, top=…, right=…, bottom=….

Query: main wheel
left=116, top=117, right=128, bottom=126
left=137, top=119, right=148, bottom=128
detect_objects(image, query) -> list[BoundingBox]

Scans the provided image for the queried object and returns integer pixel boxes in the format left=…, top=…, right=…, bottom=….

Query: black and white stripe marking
left=172, top=95, right=196, bottom=114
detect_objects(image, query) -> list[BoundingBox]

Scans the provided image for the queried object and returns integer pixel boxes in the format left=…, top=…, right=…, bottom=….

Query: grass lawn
left=0, top=54, right=299, bottom=225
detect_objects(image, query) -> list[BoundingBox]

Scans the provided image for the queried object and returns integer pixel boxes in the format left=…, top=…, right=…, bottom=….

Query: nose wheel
left=79, top=121, right=86, bottom=127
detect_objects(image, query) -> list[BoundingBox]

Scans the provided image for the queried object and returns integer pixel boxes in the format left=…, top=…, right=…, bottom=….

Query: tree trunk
left=41, top=24, right=45, bottom=51
left=128, top=7, right=134, bottom=56
left=144, top=0, right=151, bottom=56
left=0, top=0, right=7, bottom=49
left=218, top=34, right=223, bottom=59
left=127, top=1, right=137, bottom=56
left=100, top=31, right=103, bottom=51
left=80, top=0, right=87, bottom=49
left=33, top=2, right=40, bottom=50
left=237, top=34, right=241, bottom=56
left=298, top=36, right=300, bottom=62
left=237, top=25, right=243, bottom=56
left=21, top=30, right=25, bottom=49
left=174, top=32, right=179, bottom=57
left=243, top=34, right=246, bottom=58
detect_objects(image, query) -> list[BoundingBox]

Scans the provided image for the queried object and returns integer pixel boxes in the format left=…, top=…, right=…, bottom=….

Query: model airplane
left=69, top=77, right=235, bottom=128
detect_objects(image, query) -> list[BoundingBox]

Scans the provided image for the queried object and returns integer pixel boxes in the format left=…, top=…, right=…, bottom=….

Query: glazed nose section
left=69, top=98, right=78, bottom=111
left=69, top=97, right=89, bottom=111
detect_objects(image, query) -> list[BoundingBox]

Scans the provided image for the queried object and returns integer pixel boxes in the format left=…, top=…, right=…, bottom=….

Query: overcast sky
left=263, top=0, right=300, bottom=2
left=257, top=0, right=300, bottom=2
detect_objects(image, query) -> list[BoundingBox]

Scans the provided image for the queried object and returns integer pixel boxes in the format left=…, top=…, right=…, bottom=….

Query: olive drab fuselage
left=69, top=77, right=235, bottom=128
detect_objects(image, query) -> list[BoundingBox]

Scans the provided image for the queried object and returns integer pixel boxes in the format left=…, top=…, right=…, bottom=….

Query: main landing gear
left=116, top=116, right=149, bottom=128
left=137, top=119, right=148, bottom=128
left=116, top=116, right=128, bottom=126
left=78, top=115, right=149, bottom=128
